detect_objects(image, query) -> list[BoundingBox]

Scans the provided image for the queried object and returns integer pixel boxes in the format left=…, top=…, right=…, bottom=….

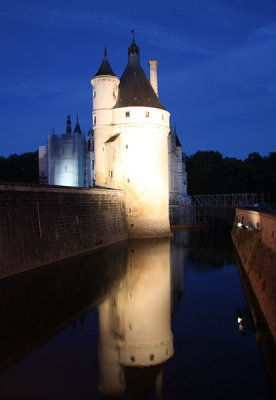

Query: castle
left=39, top=37, right=189, bottom=237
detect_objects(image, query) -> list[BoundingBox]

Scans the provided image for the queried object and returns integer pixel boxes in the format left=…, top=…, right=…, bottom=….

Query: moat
left=0, top=228, right=274, bottom=399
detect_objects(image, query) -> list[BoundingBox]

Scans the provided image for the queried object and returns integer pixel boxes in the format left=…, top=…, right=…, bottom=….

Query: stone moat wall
left=231, top=208, right=276, bottom=341
left=0, top=184, right=128, bottom=279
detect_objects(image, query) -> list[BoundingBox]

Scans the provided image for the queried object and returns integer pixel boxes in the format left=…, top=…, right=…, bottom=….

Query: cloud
left=181, top=0, right=246, bottom=29
left=163, top=30, right=276, bottom=113
left=0, top=1, right=214, bottom=56
left=254, top=21, right=276, bottom=38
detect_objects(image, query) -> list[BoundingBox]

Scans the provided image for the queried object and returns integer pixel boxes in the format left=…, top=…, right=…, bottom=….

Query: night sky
left=1, top=0, right=275, bottom=159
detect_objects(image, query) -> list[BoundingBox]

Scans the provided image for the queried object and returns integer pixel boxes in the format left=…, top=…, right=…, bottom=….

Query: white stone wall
left=91, top=75, right=119, bottom=187
left=168, top=133, right=189, bottom=204
left=47, top=133, right=86, bottom=187
left=113, top=106, right=171, bottom=238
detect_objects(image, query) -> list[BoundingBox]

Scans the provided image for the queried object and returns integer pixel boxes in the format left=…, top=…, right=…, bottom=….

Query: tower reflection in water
left=98, top=238, right=185, bottom=398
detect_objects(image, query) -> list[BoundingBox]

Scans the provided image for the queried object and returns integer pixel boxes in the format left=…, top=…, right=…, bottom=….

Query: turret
left=111, top=35, right=171, bottom=238
left=93, top=37, right=171, bottom=237
left=91, top=47, right=119, bottom=113
left=91, top=48, right=119, bottom=186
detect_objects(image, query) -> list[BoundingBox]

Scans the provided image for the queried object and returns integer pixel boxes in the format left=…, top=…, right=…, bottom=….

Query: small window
left=110, top=170, right=113, bottom=178
left=64, top=165, right=67, bottom=171
left=129, top=208, right=131, bottom=214
left=126, top=111, right=130, bottom=117
left=94, top=116, right=96, bottom=125
left=102, top=146, right=104, bottom=152
left=145, top=111, right=150, bottom=118
left=126, top=144, right=128, bottom=149
left=93, top=91, right=96, bottom=98
left=127, top=178, right=130, bottom=183
left=113, top=91, right=116, bottom=97
left=162, top=114, right=164, bottom=120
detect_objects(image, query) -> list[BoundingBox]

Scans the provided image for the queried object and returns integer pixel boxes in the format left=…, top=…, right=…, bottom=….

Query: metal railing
left=169, top=193, right=270, bottom=226
left=169, top=205, right=212, bottom=226
left=190, top=193, right=270, bottom=208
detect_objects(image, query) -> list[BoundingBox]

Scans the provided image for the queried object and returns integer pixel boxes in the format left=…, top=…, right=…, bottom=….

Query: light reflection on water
left=0, top=229, right=274, bottom=399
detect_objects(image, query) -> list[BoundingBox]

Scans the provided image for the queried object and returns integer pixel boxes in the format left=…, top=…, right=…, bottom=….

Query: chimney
left=149, top=60, right=158, bottom=97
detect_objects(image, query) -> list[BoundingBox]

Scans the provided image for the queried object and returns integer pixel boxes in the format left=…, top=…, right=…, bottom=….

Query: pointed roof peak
left=94, top=47, right=117, bottom=77
left=128, top=30, right=140, bottom=64
left=115, top=44, right=164, bottom=110
left=131, top=29, right=135, bottom=44
left=73, top=113, right=82, bottom=135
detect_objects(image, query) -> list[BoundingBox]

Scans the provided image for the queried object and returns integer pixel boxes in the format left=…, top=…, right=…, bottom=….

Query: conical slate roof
left=73, top=114, right=82, bottom=134
left=73, top=122, right=81, bottom=134
left=94, top=48, right=117, bottom=77
left=114, top=40, right=165, bottom=110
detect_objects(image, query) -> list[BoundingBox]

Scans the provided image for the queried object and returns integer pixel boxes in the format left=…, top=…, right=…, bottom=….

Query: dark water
left=0, top=229, right=274, bottom=399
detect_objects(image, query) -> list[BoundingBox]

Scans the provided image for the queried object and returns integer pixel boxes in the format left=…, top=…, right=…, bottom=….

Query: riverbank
left=231, top=208, right=276, bottom=343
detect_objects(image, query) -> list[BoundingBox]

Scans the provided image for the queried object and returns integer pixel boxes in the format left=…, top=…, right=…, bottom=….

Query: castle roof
left=73, top=122, right=81, bottom=134
left=114, top=39, right=165, bottom=110
left=175, top=134, right=181, bottom=147
left=94, top=48, right=117, bottom=77
left=73, top=114, right=82, bottom=134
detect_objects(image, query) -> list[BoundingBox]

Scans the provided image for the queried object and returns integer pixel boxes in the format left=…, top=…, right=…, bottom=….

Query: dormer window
left=126, top=111, right=130, bottom=117
left=94, top=116, right=96, bottom=125
left=93, top=91, right=96, bottom=98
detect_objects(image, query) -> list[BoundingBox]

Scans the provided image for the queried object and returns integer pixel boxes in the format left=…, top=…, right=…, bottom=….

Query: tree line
left=0, top=152, right=38, bottom=184
left=186, top=151, right=276, bottom=203
left=0, top=150, right=275, bottom=203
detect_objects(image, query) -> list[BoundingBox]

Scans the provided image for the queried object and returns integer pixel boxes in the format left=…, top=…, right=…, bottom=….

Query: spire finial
left=66, top=113, right=71, bottom=134
left=76, top=112, right=79, bottom=123
left=104, top=46, right=107, bottom=58
left=131, top=29, right=135, bottom=44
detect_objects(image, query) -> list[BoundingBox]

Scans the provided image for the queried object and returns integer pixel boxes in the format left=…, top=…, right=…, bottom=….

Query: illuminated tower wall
left=91, top=50, right=120, bottom=187
left=48, top=115, right=86, bottom=187
left=92, top=40, right=171, bottom=238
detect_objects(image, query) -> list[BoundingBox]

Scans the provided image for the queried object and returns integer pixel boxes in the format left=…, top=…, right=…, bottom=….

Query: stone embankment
left=0, top=184, right=128, bottom=278
left=231, top=208, right=276, bottom=341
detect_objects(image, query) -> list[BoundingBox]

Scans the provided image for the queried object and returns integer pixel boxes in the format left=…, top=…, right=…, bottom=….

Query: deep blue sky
left=0, top=0, right=275, bottom=159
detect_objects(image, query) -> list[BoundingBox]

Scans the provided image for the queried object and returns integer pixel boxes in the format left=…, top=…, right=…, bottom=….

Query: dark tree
left=186, top=151, right=275, bottom=204
left=0, top=151, right=38, bottom=184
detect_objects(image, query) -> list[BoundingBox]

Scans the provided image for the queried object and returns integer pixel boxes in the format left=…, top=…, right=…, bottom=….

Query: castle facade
left=39, top=38, right=188, bottom=237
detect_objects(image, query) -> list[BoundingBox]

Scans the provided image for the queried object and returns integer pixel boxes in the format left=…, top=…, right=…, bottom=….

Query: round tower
left=91, top=48, right=120, bottom=186
left=113, top=38, right=171, bottom=238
